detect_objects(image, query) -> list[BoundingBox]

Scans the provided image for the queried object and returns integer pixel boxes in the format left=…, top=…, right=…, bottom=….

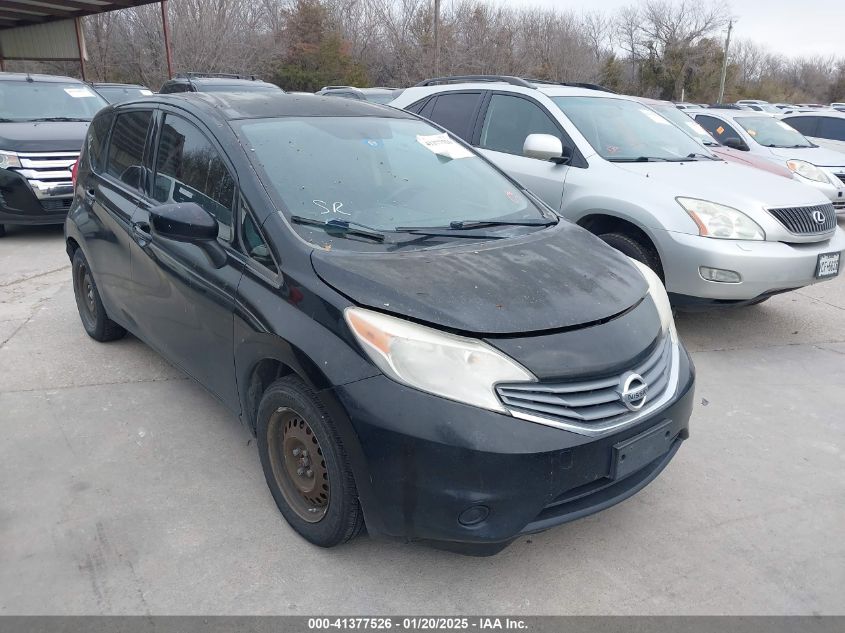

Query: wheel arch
left=575, top=212, right=665, bottom=273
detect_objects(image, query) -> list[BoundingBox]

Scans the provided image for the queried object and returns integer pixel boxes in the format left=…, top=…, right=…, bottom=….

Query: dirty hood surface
left=311, top=223, right=648, bottom=335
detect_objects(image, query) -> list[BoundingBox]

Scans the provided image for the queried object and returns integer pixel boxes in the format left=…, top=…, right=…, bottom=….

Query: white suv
left=390, top=77, right=844, bottom=306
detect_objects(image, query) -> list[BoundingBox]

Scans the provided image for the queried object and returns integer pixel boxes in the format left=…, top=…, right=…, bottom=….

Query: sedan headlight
left=629, top=260, right=677, bottom=343
left=677, top=197, right=765, bottom=240
left=0, top=150, right=21, bottom=169
left=345, top=307, right=534, bottom=412
left=786, top=159, right=831, bottom=184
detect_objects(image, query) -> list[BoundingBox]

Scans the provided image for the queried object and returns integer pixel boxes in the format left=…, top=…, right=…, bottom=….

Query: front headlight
left=786, top=159, right=831, bottom=184
left=629, top=260, right=677, bottom=343
left=0, top=150, right=21, bottom=169
left=677, top=197, right=765, bottom=240
left=345, top=307, right=534, bottom=412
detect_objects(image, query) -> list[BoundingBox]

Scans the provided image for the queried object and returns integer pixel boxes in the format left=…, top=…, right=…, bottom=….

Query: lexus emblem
left=619, top=372, right=648, bottom=412
left=812, top=210, right=826, bottom=224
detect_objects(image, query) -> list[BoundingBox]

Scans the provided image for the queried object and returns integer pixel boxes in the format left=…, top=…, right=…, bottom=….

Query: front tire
left=598, top=232, right=663, bottom=280
left=257, top=376, right=364, bottom=548
left=71, top=249, right=126, bottom=342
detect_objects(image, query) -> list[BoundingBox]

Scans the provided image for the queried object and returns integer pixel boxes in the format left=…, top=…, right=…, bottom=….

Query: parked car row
left=2, top=68, right=843, bottom=555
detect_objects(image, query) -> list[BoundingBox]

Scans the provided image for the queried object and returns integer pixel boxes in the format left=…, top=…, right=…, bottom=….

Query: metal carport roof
left=0, top=2, right=161, bottom=28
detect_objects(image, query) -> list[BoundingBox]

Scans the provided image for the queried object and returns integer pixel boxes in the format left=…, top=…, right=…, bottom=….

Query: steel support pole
left=74, top=17, right=86, bottom=81
left=161, top=0, right=174, bottom=79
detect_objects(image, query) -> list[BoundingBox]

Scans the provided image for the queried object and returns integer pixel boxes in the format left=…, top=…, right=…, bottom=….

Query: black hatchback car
left=66, top=92, right=695, bottom=555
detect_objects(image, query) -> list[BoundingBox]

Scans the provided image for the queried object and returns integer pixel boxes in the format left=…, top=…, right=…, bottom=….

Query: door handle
left=132, top=221, right=152, bottom=246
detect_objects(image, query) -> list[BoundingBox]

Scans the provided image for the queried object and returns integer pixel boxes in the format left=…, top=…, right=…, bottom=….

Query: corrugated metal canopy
left=0, top=1, right=162, bottom=29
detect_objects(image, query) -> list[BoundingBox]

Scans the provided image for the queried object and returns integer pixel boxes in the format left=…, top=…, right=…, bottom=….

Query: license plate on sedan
left=611, top=420, right=674, bottom=480
left=816, top=252, right=841, bottom=279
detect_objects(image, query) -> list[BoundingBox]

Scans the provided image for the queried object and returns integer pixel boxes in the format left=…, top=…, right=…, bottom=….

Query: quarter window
left=240, top=206, right=277, bottom=274
left=480, top=94, right=563, bottom=157
left=105, top=110, right=152, bottom=189
left=88, top=111, right=114, bottom=173
left=152, top=114, right=236, bottom=240
left=427, top=92, right=481, bottom=140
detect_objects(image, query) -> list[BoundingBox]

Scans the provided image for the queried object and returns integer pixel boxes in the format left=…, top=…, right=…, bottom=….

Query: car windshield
left=734, top=116, right=814, bottom=148
left=365, top=92, right=397, bottom=104
left=0, top=80, right=107, bottom=121
left=238, top=116, right=549, bottom=246
left=651, top=104, right=719, bottom=146
left=95, top=86, right=152, bottom=104
left=552, top=96, right=709, bottom=161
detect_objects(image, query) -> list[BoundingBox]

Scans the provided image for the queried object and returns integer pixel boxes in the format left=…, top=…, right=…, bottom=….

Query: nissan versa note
left=66, top=92, right=694, bottom=555
left=390, top=77, right=845, bottom=307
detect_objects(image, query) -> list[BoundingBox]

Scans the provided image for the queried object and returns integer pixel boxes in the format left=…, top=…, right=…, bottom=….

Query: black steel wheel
left=71, top=249, right=126, bottom=342
left=256, top=375, right=364, bottom=547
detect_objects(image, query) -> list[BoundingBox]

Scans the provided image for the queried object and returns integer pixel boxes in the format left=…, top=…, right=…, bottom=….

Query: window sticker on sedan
left=64, top=87, right=97, bottom=98
left=416, top=133, right=474, bottom=160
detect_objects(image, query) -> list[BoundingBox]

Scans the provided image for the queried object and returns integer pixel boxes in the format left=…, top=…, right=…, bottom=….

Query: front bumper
left=794, top=173, right=845, bottom=212
left=331, top=346, right=695, bottom=555
left=0, top=168, right=72, bottom=226
left=659, top=227, right=845, bottom=302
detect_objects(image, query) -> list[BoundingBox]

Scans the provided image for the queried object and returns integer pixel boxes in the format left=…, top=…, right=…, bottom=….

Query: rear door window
left=426, top=92, right=482, bottom=140
left=817, top=117, right=845, bottom=142
left=695, top=115, right=741, bottom=144
left=480, top=94, right=563, bottom=156
left=152, top=113, right=236, bottom=240
left=105, top=110, right=152, bottom=189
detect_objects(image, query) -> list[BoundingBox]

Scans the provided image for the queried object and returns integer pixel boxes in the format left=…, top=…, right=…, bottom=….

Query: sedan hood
left=0, top=122, right=89, bottom=152
left=765, top=145, right=845, bottom=168
left=711, top=147, right=792, bottom=178
left=615, top=159, right=830, bottom=209
left=311, top=223, right=648, bottom=335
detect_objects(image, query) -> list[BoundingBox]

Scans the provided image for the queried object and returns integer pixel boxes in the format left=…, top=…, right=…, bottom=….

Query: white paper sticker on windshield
left=640, top=108, right=670, bottom=125
left=416, top=133, right=474, bottom=159
left=140, top=89, right=153, bottom=96
left=64, top=87, right=97, bottom=98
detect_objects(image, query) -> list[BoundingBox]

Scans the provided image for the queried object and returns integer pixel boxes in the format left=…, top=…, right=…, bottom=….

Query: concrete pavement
left=1, top=222, right=843, bottom=615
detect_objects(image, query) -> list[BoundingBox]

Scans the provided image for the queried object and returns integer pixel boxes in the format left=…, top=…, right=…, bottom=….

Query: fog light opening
left=699, top=266, right=742, bottom=283
left=458, top=505, right=490, bottom=526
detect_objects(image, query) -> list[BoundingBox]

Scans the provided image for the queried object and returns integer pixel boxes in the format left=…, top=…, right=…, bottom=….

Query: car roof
left=783, top=110, right=845, bottom=119
left=93, top=82, right=147, bottom=88
left=113, top=92, right=416, bottom=122
left=0, top=72, right=83, bottom=83
left=168, top=76, right=274, bottom=86
left=693, top=108, right=772, bottom=120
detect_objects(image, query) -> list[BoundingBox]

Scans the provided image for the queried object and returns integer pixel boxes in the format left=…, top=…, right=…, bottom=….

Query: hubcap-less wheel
left=76, top=261, right=97, bottom=326
left=267, top=408, right=329, bottom=523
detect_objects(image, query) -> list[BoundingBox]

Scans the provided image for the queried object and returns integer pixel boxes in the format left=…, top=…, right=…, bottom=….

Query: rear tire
left=599, top=232, right=663, bottom=279
left=257, top=375, right=364, bottom=548
left=71, top=249, right=126, bottom=342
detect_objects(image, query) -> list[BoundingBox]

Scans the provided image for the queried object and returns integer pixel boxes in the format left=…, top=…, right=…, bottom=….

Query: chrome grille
left=767, top=203, right=836, bottom=234
left=496, top=334, right=675, bottom=436
left=11, top=151, right=78, bottom=199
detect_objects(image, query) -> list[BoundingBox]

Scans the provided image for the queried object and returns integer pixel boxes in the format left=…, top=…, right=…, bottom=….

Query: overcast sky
left=477, top=0, right=842, bottom=59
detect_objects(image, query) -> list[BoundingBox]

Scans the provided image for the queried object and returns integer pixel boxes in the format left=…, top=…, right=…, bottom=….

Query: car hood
left=311, top=223, right=648, bottom=335
left=711, top=147, right=792, bottom=178
left=614, top=159, right=830, bottom=209
left=764, top=145, right=845, bottom=168
left=0, top=122, right=89, bottom=152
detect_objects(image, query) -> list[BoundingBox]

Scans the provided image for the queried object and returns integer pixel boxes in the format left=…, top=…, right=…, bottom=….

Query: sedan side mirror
left=149, top=202, right=226, bottom=268
left=150, top=202, right=218, bottom=242
left=722, top=137, right=749, bottom=151
left=524, top=134, right=568, bottom=163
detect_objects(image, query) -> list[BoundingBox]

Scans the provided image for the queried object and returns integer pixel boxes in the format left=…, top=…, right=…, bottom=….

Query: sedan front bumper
left=660, top=227, right=845, bottom=303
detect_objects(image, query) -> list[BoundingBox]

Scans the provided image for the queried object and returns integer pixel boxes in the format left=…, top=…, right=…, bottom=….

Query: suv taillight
left=71, top=160, right=79, bottom=188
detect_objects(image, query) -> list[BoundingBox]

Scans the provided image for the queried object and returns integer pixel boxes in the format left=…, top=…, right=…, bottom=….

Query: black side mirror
left=150, top=202, right=218, bottom=242
left=723, top=137, right=748, bottom=151
left=149, top=202, right=226, bottom=268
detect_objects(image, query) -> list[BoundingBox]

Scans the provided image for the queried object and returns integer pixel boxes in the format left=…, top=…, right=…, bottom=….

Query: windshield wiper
left=291, top=215, right=386, bottom=242
left=27, top=117, right=91, bottom=122
left=608, top=156, right=684, bottom=163
left=395, top=219, right=555, bottom=231
left=686, top=152, right=718, bottom=160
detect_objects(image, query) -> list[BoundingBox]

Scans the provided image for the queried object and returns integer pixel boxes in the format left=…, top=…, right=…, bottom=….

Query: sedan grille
left=767, top=203, right=836, bottom=234
left=10, top=151, right=78, bottom=200
left=496, top=334, right=675, bottom=436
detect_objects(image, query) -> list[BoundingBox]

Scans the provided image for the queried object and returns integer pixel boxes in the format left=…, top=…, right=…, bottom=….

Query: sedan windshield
left=734, top=116, right=814, bottom=148
left=238, top=116, right=549, bottom=242
left=0, top=81, right=107, bottom=121
left=552, top=96, right=709, bottom=161
left=651, top=104, right=719, bottom=146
